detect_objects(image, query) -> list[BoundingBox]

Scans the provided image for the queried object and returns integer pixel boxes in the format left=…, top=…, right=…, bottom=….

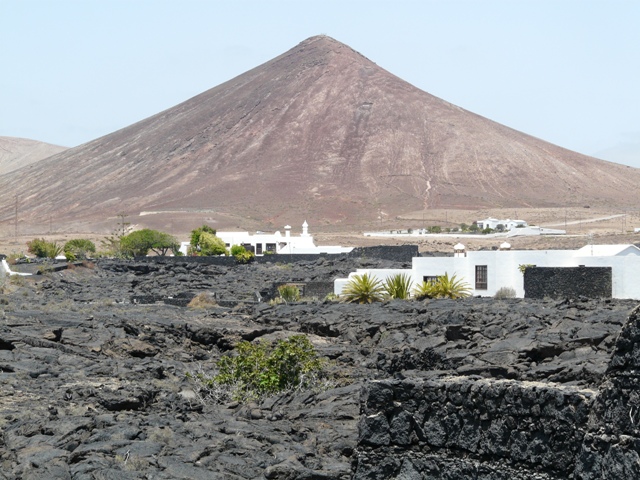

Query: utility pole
left=14, top=194, right=18, bottom=242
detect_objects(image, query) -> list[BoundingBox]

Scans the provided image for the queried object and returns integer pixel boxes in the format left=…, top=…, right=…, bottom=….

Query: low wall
left=132, top=245, right=419, bottom=265
left=356, top=305, right=640, bottom=479
left=356, top=377, right=595, bottom=479
left=524, top=266, right=612, bottom=299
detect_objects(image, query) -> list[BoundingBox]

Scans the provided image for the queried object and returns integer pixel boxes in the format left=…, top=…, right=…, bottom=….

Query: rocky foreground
left=1, top=257, right=639, bottom=479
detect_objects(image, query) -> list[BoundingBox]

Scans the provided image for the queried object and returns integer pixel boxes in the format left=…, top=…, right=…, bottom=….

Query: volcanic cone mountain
left=2, top=35, right=639, bottom=232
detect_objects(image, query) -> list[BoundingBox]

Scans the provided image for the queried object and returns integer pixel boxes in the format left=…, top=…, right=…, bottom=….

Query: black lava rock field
left=1, top=256, right=639, bottom=479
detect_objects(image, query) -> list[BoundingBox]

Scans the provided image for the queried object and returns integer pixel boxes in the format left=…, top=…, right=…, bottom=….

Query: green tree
left=189, top=225, right=217, bottom=254
left=120, top=229, right=177, bottom=257
left=197, top=231, right=227, bottom=256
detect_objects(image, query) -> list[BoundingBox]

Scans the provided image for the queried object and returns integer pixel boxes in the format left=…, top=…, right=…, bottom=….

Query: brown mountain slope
left=0, top=136, right=66, bottom=175
left=1, top=35, right=639, bottom=233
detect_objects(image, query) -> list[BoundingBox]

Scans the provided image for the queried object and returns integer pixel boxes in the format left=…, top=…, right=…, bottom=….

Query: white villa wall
left=333, top=268, right=411, bottom=296
left=334, top=245, right=640, bottom=299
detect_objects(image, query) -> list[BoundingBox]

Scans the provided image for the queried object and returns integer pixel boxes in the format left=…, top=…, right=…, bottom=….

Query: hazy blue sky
left=2, top=0, right=639, bottom=166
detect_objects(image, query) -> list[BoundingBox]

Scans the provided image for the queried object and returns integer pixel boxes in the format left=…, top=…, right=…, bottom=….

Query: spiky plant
left=278, top=284, right=301, bottom=303
left=413, top=273, right=471, bottom=300
left=412, top=280, right=439, bottom=300
left=341, top=273, right=385, bottom=304
left=384, top=273, right=413, bottom=299
left=433, top=273, right=471, bottom=299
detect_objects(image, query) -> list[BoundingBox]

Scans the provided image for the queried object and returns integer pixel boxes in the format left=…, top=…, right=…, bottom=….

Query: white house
left=179, top=221, right=353, bottom=256
left=476, top=218, right=528, bottom=231
left=334, top=244, right=640, bottom=299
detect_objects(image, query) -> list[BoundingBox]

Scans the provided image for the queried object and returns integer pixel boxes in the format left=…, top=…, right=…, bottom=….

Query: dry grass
left=187, top=292, right=217, bottom=309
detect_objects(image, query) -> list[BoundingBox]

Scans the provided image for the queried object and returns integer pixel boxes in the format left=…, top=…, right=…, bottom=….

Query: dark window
left=266, top=243, right=276, bottom=252
left=423, top=275, right=438, bottom=284
left=475, top=265, right=488, bottom=290
left=242, top=243, right=255, bottom=254
left=256, top=244, right=263, bottom=255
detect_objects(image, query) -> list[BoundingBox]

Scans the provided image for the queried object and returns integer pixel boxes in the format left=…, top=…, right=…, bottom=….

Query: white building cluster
left=179, top=221, right=353, bottom=256
left=335, top=244, right=640, bottom=299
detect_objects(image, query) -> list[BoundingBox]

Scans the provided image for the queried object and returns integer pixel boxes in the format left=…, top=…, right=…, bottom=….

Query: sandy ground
left=1, top=206, right=638, bottom=256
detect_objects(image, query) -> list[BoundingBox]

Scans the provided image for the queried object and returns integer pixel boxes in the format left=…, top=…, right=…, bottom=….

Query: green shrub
left=413, top=279, right=439, bottom=300
left=194, top=232, right=226, bottom=256
left=278, top=284, right=300, bottom=303
left=518, top=264, right=535, bottom=274
left=384, top=273, right=413, bottom=299
left=436, top=273, right=471, bottom=299
left=341, top=273, right=385, bottom=304
left=188, top=335, right=326, bottom=402
left=189, top=225, right=223, bottom=255
left=230, top=245, right=254, bottom=263
left=413, top=273, right=471, bottom=300
left=190, top=224, right=216, bottom=246
left=494, top=286, right=516, bottom=299
left=63, top=239, right=96, bottom=260
left=26, top=238, right=62, bottom=258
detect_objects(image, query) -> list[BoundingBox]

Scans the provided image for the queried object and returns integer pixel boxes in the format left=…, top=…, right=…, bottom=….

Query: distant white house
left=179, top=221, right=353, bottom=256
left=476, top=218, right=527, bottom=231
left=334, top=244, right=640, bottom=299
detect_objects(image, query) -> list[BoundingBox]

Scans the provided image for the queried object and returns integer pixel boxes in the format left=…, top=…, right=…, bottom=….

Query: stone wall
left=525, top=266, right=612, bottom=299
left=356, top=305, right=640, bottom=479
left=356, top=377, right=595, bottom=479
left=133, top=245, right=418, bottom=265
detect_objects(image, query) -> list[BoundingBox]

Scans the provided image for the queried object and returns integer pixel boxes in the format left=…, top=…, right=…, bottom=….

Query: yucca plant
left=384, top=273, right=413, bottom=299
left=412, top=279, right=440, bottom=300
left=413, top=273, right=471, bottom=300
left=434, top=273, right=471, bottom=299
left=341, top=273, right=385, bottom=304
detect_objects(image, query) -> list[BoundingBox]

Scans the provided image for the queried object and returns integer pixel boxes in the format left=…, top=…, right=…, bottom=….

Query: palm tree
left=341, top=273, right=385, bottom=304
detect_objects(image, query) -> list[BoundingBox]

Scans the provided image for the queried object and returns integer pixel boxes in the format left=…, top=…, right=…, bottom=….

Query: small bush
left=26, top=238, right=62, bottom=258
left=63, top=239, right=96, bottom=260
left=341, top=273, right=385, bottom=304
left=413, top=273, right=471, bottom=300
left=188, top=335, right=326, bottom=402
left=231, top=245, right=255, bottom=264
left=413, top=280, right=439, bottom=300
left=494, top=286, right=517, bottom=299
left=6, top=253, right=26, bottom=265
left=278, top=284, right=300, bottom=303
left=187, top=292, right=218, bottom=309
left=384, top=273, right=413, bottom=299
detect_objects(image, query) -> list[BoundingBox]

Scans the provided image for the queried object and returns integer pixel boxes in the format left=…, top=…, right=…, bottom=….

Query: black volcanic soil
left=0, top=257, right=637, bottom=479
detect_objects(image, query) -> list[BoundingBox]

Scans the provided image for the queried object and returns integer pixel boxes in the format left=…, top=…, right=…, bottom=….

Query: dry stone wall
left=356, top=377, right=595, bottom=479
left=356, top=305, right=640, bottom=479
